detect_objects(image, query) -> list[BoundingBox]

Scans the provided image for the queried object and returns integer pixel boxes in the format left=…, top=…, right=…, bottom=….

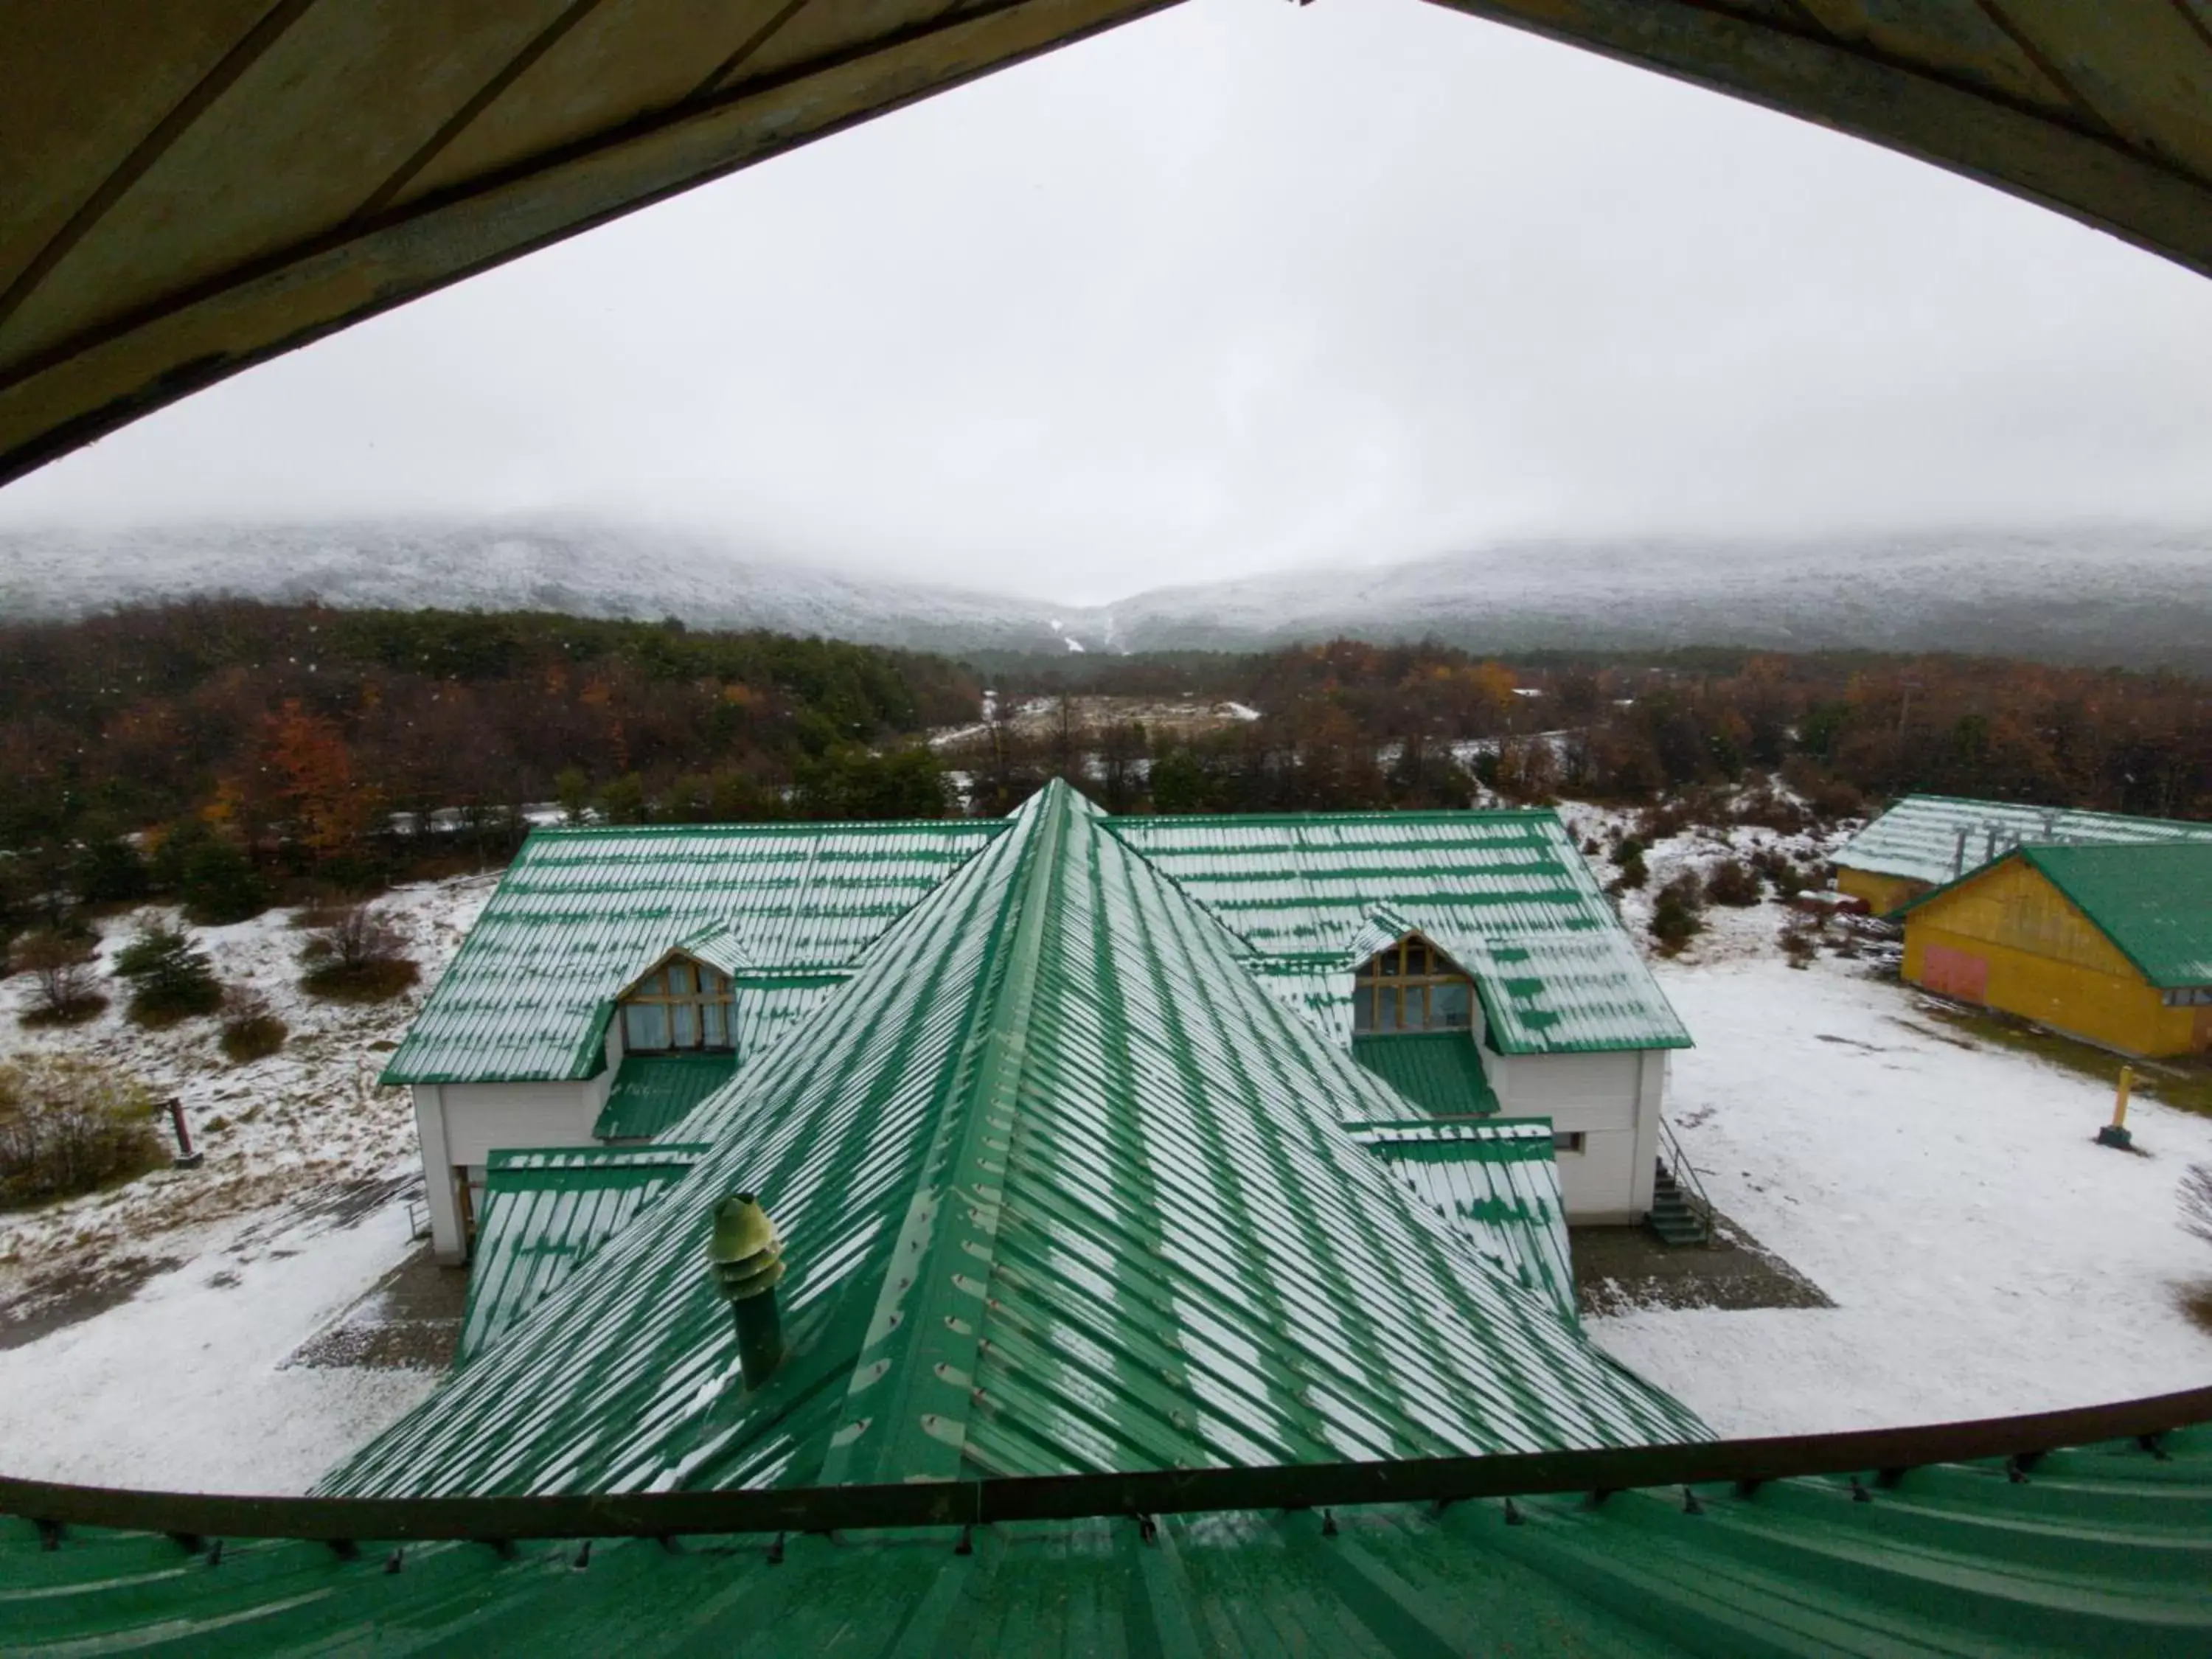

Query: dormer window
left=1352, top=934, right=1473, bottom=1034
left=620, top=956, right=736, bottom=1052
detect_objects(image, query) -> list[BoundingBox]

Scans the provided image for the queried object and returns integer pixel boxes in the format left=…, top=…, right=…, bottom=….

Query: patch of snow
left=0, top=874, right=495, bottom=1293
left=1594, top=955, right=2212, bottom=1435
left=0, top=1198, right=438, bottom=1492
left=1219, top=702, right=1263, bottom=723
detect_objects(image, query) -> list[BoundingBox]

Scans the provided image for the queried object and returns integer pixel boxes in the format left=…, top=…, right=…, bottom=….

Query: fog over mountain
left=3, top=519, right=2208, bottom=670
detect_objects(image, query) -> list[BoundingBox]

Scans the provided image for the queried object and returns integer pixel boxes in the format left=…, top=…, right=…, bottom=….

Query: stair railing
left=1655, top=1114, right=1716, bottom=1246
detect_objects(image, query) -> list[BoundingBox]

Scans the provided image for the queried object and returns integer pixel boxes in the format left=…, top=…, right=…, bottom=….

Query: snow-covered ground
left=0, top=874, right=497, bottom=1286
left=1, top=807, right=2207, bottom=1494
left=1596, top=951, right=2212, bottom=1435
left=0, top=875, right=496, bottom=1491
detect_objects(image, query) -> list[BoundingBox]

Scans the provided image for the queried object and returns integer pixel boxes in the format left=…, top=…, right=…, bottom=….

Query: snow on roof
left=382, top=821, right=1006, bottom=1084
left=1833, top=794, right=2212, bottom=888
left=1103, top=812, right=1691, bottom=1054
left=327, top=784, right=1703, bottom=1500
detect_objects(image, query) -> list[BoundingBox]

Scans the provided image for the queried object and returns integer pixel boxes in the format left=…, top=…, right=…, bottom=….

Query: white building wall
left=414, top=1073, right=613, bottom=1262
left=1486, top=1048, right=1667, bottom=1225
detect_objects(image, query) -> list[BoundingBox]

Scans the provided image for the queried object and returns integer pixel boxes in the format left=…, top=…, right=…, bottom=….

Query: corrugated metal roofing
left=457, top=1146, right=707, bottom=1365
left=1832, top=794, right=2212, bottom=889
left=326, top=783, right=1703, bottom=1501
left=1349, top=1032, right=1501, bottom=1116
left=1346, top=1119, right=1575, bottom=1321
left=591, top=1054, right=740, bottom=1143
left=1904, top=843, right=2212, bottom=990
left=383, top=821, right=1004, bottom=1085
left=1107, top=813, right=1691, bottom=1054
left=14, top=1425, right=2212, bottom=1656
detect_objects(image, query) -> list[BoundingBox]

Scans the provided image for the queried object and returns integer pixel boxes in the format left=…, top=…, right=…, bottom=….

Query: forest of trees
left=4, top=602, right=2208, bottom=956
left=0, top=602, right=978, bottom=939
left=968, top=640, right=2212, bottom=823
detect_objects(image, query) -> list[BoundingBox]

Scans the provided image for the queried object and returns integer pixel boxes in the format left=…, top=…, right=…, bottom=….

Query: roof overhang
left=4, top=3, right=2211, bottom=490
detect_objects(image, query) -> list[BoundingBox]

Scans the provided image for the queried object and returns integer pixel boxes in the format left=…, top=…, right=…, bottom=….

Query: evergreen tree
left=112, top=926, right=223, bottom=1026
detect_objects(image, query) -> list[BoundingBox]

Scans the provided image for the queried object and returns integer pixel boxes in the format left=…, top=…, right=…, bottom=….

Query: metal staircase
left=1647, top=1119, right=1714, bottom=1247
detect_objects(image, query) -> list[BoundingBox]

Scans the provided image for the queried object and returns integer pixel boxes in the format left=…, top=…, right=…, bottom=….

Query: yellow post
left=2112, top=1065, right=2134, bottom=1130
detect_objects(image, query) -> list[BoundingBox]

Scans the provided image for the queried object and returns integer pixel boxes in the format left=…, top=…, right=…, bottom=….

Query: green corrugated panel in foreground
left=326, top=782, right=1703, bottom=1502
left=1350, top=1031, right=1501, bottom=1116
left=10, top=1429, right=2211, bottom=1656
left=591, top=1053, right=740, bottom=1141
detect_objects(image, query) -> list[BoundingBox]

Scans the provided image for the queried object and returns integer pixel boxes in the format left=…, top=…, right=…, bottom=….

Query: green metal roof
left=12, top=1418, right=2212, bottom=1655
left=1106, top=812, right=1691, bottom=1054
left=1833, top=794, right=2212, bottom=890
left=327, top=783, right=1703, bottom=1500
left=1904, top=843, right=2212, bottom=990
left=591, top=1053, right=740, bottom=1142
left=1350, top=1032, right=1501, bottom=1117
left=383, top=821, right=1005, bottom=1085
left=459, top=1147, right=707, bottom=1365
left=1346, top=1119, right=1574, bottom=1321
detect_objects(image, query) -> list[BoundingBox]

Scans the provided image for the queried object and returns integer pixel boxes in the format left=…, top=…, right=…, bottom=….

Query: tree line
left=0, top=600, right=978, bottom=942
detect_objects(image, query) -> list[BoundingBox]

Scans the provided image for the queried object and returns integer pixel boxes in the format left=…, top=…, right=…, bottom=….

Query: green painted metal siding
left=14, top=1430, right=2212, bottom=1655
left=1347, top=1119, right=1574, bottom=1321
left=1834, top=793, right=2212, bottom=888
left=459, top=1147, right=706, bottom=1363
left=327, top=784, right=1702, bottom=1502
left=383, top=820, right=1004, bottom=1085
left=591, top=1054, right=740, bottom=1141
left=1349, top=1032, right=1501, bottom=1116
left=1107, top=812, right=1691, bottom=1054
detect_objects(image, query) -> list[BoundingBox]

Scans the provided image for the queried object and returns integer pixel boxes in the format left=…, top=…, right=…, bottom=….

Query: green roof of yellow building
left=1903, top=841, right=2212, bottom=989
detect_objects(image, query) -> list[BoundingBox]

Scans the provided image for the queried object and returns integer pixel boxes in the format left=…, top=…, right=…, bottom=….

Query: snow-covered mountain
left=0, top=519, right=1077, bottom=654
left=2, top=519, right=2206, bottom=669
left=1093, top=528, right=2212, bottom=669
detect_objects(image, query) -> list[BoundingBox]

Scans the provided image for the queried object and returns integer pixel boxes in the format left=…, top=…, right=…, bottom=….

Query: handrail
left=1656, top=1112, right=1717, bottom=1245
left=2, top=1386, right=2205, bottom=1546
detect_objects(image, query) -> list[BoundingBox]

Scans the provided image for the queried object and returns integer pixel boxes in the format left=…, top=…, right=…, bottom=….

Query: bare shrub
left=2183, top=1165, right=2212, bottom=1250
left=0, top=1055, right=164, bottom=1208
left=1703, top=857, right=1763, bottom=908
left=15, top=931, right=105, bottom=1026
left=218, top=987, right=288, bottom=1064
left=299, top=905, right=418, bottom=1004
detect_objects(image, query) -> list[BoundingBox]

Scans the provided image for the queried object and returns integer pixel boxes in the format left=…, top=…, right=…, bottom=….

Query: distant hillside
left=3, top=520, right=2208, bottom=670
left=1091, top=529, right=2212, bottom=670
left=0, top=520, right=1088, bottom=655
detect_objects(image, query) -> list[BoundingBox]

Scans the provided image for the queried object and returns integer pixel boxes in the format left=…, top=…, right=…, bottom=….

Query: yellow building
left=1900, top=844, right=2212, bottom=1059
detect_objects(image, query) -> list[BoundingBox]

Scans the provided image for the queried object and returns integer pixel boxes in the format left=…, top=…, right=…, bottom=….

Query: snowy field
left=1, top=812, right=2208, bottom=1493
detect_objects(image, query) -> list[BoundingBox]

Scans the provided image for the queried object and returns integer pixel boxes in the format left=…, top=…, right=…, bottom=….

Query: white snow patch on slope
left=1593, top=955, right=2212, bottom=1434
left=0, top=1201, right=439, bottom=1492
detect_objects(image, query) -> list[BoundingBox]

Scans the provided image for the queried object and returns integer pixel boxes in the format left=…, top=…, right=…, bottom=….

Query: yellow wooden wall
left=1836, top=867, right=1927, bottom=914
left=1902, top=858, right=2203, bottom=1057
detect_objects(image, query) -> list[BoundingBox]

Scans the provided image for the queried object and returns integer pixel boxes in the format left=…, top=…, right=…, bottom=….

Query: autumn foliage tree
left=264, top=699, right=373, bottom=869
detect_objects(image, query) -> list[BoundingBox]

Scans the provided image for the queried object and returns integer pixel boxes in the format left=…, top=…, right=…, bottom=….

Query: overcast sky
left=4, top=0, right=2212, bottom=604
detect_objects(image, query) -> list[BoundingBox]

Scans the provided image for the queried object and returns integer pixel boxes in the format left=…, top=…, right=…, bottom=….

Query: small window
left=1353, top=934, right=1475, bottom=1034
left=619, top=953, right=737, bottom=1053
left=2163, top=987, right=2212, bottom=1008
left=1553, top=1131, right=1586, bottom=1155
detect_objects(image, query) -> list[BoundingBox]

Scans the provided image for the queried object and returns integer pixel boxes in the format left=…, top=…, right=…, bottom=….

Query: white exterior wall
left=414, top=1073, right=613, bottom=1262
left=1484, top=1048, right=1670, bottom=1225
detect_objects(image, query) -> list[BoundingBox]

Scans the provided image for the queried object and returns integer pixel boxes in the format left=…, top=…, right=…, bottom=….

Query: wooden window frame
left=620, top=956, right=737, bottom=1054
left=1352, top=935, right=1475, bottom=1034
